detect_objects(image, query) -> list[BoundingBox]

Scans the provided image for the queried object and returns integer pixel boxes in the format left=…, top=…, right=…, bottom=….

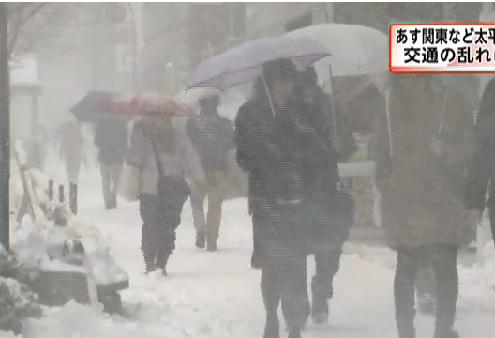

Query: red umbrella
left=108, top=92, right=195, bottom=117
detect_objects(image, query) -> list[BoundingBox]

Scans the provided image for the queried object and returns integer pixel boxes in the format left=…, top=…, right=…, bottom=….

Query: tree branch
left=7, top=3, right=48, bottom=57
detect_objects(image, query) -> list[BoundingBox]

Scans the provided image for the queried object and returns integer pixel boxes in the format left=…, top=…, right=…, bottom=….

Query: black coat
left=465, top=114, right=495, bottom=210
left=234, top=93, right=340, bottom=214
left=185, top=114, right=234, bottom=173
left=94, top=118, right=128, bottom=165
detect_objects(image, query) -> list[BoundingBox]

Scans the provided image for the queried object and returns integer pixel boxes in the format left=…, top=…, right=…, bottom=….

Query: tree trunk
left=0, top=2, right=11, bottom=251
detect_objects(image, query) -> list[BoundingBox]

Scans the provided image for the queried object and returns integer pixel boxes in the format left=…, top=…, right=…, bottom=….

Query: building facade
left=140, top=3, right=231, bottom=94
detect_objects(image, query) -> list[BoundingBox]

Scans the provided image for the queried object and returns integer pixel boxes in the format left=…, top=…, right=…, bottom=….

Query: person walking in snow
left=59, top=121, right=88, bottom=184
left=372, top=74, right=473, bottom=338
left=186, top=94, right=235, bottom=251
left=235, top=58, right=350, bottom=338
left=465, top=77, right=495, bottom=253
left=235, top=59, right=310, bottom=338
left=94, top=116, right=128, bottom=209
left=297, top=67, right=354, bottom=325
left=126, top=111, right=203, bottom=275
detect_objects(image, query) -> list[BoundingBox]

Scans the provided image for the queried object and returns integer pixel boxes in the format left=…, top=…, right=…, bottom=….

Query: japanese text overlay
left=390, top=23, right=495, bottom=73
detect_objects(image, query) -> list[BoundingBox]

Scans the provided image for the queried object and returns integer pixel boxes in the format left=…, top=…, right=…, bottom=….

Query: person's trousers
left=190, top=173, right=224, bottom=241
left=66, top=159, right=82, bottom=184
left=139, top=194, right=184, bottom=271
left=415, top=258, right=436, bottom=309
left=100, top=163, right=123, bottom=206
left=261, top=240, right=310, bottom=333
left=312, top=244, right=344, bottom=300
left=395, top=244, right=458, bottom=338
left=255, top=204, right=310, bottom=332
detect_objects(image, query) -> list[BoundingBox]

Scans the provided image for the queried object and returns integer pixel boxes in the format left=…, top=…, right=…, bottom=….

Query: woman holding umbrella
left=123, top=97, right=204, bottom=275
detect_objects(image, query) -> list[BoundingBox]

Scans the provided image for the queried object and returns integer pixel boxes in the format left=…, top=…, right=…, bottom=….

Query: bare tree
left=6, top=3, right=104, bottom=60
left=6, top=3, right=49, bottom=58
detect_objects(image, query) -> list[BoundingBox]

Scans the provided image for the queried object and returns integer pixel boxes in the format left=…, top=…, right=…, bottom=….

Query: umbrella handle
left=261, top=72, right=277, bottom=117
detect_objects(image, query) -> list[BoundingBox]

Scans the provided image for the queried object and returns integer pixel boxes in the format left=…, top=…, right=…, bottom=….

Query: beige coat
left=126, top=120, right=204, bottom=196
left=373, top=79, right=473, bottom=249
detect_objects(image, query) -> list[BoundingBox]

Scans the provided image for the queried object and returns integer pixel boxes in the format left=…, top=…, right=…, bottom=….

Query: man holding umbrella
left=94, top=115, right=128, bottom=209
left=186, top=35, right=332, bottom=338
left=70, top=90, right=128, bottom=209
left=186, top=94, right=234, bottom=251
left=235, top=58, right=311, bottom=338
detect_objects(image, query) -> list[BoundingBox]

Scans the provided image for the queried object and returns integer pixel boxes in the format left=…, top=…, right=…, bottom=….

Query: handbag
left=309, top=180, right=354, bottom=253
left=149, top=134, right=190, bottom=204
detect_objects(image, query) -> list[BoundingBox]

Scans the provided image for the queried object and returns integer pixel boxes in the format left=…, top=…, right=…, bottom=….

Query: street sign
left=115, top=44, right=133, bottom=73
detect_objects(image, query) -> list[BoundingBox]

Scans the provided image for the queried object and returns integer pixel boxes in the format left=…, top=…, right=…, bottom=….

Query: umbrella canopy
left=70, top=90, right=117, bottom=123
left=286, top=24, right=388, bottom=78
left=186, top=36, right=331, bottom=89
left=109, top=92, right=194, bottom=117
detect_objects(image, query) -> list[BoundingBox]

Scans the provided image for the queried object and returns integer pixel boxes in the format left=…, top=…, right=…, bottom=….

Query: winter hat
left=198, top=94, right=220, bottom=108
left=300, top=67, right=318, bottom=86
left=261, top=58, right=298, bottom=87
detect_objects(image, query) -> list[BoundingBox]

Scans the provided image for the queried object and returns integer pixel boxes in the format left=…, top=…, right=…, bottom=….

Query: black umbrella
left=70, top=90, right=117, bottom=123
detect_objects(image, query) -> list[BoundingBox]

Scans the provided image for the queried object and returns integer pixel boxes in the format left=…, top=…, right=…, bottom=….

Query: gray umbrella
left=186, top=36, right=331, bottom=90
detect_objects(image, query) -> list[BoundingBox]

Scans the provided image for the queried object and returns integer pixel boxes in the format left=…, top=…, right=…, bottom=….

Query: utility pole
left=0, top=2, right=10, bottom=251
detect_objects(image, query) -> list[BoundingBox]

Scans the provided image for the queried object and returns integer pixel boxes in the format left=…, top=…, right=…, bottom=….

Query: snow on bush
left=12, top=217, right=128, bottom=286
left=0, top=245, right=42, bottom=335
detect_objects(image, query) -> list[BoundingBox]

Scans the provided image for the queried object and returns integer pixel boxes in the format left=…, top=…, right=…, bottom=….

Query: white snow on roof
left=10, top=55, right=41, bottom=87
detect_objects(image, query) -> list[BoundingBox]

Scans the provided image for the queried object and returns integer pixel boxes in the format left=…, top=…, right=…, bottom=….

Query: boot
left=397, top=319, right=416, bottom=338
left=311, top=278, right=329, bottom=325
left=433, top=328, right=460, bottom=338
left=263, top=314, right=279, bottom=338
left=288, top=329, right=302, bottom=338
left=144, top=255, right=156, bottom=275
left=156, top=252, right=170, bottom=276
left=195, top=231, right=205, bottom=249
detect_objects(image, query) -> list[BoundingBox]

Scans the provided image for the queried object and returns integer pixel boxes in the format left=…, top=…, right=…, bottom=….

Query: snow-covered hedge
left=0, top=246, right=42, bottom=335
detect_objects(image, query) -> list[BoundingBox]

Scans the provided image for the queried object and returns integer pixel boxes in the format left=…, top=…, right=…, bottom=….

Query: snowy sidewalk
left=14, top=168, right=495, bottom=338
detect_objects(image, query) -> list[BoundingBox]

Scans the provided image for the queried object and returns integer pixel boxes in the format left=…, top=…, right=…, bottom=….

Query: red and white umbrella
left=108, top=92, right=195, bottom=117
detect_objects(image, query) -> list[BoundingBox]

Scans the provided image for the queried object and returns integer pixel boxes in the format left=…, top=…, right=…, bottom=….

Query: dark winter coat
left=309, top=88, right=356, bottom=162
left=372, top=81, right=473, bottom=250
left=94, top=117, right=128, bottom=165
left=185, top=114, right=235, bottom=174
left=465, top=114, right=495, bottom=211
left=234, top=92, right=340, bottom=213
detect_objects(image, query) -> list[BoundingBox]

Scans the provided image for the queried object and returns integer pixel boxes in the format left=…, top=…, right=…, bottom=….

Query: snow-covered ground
left=7, top=162, right=495, bottom=338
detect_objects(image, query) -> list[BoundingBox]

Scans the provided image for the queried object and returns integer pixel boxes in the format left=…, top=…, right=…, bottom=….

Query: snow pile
left=12, top=217, right=128, bottom=286
left=0, top=246, right=42, bottom=335
left=458, top=243, right=495, bottom=313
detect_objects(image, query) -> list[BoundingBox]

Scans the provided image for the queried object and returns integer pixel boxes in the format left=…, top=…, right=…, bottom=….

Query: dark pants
left=415, top=258, right=436, bottom=313
left=308, top=200, right=352, bottom=304
left=139, top=194, right=185, bottom=272
left=254, top=203, right=310, bottom=335
left=395, top=244, right=458, bottom=338
left=312, top=245, right=343, bottom=300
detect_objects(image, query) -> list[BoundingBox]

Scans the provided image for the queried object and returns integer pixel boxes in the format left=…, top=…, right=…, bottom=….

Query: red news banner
left=390, top=23, right=495, bottom=73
